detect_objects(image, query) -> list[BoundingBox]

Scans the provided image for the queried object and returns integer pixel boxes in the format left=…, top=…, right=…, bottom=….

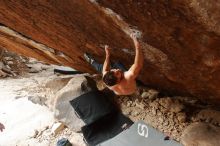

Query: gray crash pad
left=98, top=120, right=182, bottom=146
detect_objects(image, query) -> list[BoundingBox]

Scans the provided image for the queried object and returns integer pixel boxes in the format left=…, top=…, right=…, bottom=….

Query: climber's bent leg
left=91, top=61, right=103, bottom=73
left=84, top=53, right=103, bottom=73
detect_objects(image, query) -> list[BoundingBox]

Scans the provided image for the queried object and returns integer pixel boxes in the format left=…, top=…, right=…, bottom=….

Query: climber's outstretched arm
left=127, top=34, right=143, bottom=79
left=102, top=45, right=111, bottom=75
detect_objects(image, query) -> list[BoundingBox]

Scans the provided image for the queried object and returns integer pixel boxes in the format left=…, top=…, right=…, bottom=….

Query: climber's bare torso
left=108, top=71, right=137, bottom=95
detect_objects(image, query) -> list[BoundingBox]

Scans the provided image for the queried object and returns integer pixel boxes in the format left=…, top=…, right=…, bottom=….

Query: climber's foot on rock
left=84, top=53, right=95, bottom=64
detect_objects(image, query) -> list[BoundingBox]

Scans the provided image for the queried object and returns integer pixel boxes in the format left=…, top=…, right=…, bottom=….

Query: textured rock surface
left=0, top=0, right=220, bottom=104
left=195, top=109, right=220, bottom=126
left=181, top=122, right=220, bottom=146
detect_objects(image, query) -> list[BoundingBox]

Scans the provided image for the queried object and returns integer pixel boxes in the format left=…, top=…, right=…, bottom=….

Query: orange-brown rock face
left=0, top=0, right=220, bottom=104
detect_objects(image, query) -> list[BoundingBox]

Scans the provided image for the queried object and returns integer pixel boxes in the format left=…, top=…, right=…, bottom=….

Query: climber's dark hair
left=102, top=71, right=117, bottom=86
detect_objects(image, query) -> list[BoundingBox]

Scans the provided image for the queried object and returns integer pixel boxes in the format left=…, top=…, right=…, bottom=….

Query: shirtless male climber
left=84, top=33, right=143, bottom=95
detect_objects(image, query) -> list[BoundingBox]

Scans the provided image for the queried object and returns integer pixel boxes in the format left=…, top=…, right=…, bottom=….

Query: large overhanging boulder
left=0, top=0, right=220, bottom=104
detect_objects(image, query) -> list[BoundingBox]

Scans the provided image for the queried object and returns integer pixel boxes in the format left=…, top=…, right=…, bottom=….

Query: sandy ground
left=0, top=64, right=85, bottom=146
